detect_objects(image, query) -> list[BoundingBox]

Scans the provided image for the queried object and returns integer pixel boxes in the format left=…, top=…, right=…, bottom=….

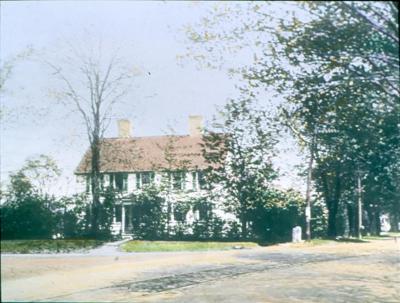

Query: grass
left=1, top=239, right=103, bottom=254
left=305, top=233, right=400, bottom=246
left=295, top=238, right=368, bottom=247
left=364, top=232, right=400, bottom=241
left=121, top=240, right=259, bottom=252
left=308, top=239, right=336, bottom=245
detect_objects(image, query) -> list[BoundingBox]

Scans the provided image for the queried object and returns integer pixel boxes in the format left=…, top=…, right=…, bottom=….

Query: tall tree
left=202, top=98, right=278, bottom=238
left=45, top=44, right=135, bottom=237
left=186, top=1, right=399, bottom=236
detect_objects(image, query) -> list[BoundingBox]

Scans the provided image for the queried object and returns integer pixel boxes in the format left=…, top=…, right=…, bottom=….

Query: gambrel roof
left=75, top=135, right=209, bottom=174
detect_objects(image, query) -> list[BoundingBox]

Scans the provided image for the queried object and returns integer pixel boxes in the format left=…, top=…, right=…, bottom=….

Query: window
left=171, top=172, right=185, bottom=190
left=198, top=171, right=206, bottom=189
left=115, top=173, right=128, bottom=192
left=110, top=174, right=114, bottom=188
left=192, top=171, right=206, bottom=190
left=192, top=172, right=197, bottom=190
left=142, top=172, right=154, bottom=186
left=136, top=172, right=155, bottom=189
left=100, top=174, right=104, bottom=190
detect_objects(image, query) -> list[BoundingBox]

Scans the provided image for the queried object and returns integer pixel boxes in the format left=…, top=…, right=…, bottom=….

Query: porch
left=111, top=204, right=134, bottom=236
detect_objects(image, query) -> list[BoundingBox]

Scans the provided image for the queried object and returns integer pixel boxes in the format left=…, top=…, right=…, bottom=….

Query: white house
left=75, top=116, right=233, bottom=236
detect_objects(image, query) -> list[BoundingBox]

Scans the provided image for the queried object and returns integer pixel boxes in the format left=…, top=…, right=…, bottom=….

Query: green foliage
left=130, top=186, right=167, bottom=240
left=224, top=221, right=242, bottom=241
left=1, top=193, right=55, bottom=240
left=311, top=199, right=328, bottom=238
left=249, top=189, right=306, bottom=242
left=187, top=2, right=399, bottom=237
left=1, top=156, right=100, bottom=240
left=52, top=194, right=88, bottom=238
left=121, top=240, right=259, bottom=252
left=173, top=201, right=191, bottom=223
left=202, top=98, right=278, bottom=238
left=14, top=154, right=62, bottom=196
left=97, top=187, right=117, bottom=240
left=1, top=239, right=103, bottom=254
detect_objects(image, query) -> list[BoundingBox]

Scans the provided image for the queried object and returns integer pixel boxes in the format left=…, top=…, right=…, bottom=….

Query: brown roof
left=75, top=135, right=211, bottom=174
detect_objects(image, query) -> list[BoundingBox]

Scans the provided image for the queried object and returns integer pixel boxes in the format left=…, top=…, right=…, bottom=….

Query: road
left=1, top=238, right=399, bottom=302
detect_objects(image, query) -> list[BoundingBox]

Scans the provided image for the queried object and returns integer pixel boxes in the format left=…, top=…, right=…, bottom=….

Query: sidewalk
left=86, top=237, right=132, bottom=256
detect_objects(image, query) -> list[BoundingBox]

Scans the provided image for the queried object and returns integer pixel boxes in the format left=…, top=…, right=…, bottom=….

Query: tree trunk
left=392, top=213, right=399, bottom=232
left=327, top=202, right=337, bottom=238
left=322, top=166, right=341, bottom=239
left=241, top=216, right=247, bottom=239
left=90, top=139, right=101, bottom=237
left=375, top=210, right=381, bottom=235
left=347, top=203, right=355, bottom=237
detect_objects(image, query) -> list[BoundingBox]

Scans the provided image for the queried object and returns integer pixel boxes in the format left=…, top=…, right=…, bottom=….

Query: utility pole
left=305, top=133, right=315, bottom=241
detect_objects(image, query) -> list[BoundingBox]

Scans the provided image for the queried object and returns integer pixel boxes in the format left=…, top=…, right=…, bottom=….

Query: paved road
left=2, top=239, right=399, bottom=302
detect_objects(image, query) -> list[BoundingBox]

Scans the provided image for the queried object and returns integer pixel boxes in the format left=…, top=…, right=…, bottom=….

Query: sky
left=0, top=1, right=305, bottom=195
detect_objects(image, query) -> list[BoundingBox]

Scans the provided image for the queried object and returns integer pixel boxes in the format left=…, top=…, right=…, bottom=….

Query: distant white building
left=75, top=116, right=234, bottom=236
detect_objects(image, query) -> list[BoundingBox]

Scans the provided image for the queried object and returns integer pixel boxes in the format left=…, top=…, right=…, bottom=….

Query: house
left=75, top=116, right=232, bottom=236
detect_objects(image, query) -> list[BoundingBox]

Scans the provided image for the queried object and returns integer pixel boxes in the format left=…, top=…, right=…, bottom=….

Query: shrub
left=130, top=186, right=167, bottom=240
left=249, top=189, right=306, bottom=242
left=1, top=194, right=56, bottom=239
left=225, top=221, right=242, bottom=240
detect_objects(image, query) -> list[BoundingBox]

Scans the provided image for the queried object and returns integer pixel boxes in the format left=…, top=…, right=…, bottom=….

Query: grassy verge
left=364, top=232, right=400, bottom=241
left=1, top=239, right=103, bottom=254
left=294, top=238, right=368, bottom=247
left=304, top=234, right=400, bottom=246
left=121, top=241, right=259, bottom=252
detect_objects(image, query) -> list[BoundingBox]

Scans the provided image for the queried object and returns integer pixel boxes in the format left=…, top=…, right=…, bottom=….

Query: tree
left=1, top=193, right=56, bottom=239
left=45, top=43, right=136, bottom=237
left=186, top=1, right=399, bottom=237
left=1, top=154, right=61, bottom=200
left=0, top=46, right=34, bottom=125
left=16, top=154, right=62, bottom=196
left=250, top=189, right=305, bottom=242
left=1, top=161, right=57, bottom=239
left=261, top=1, right=399, bottom=236
left=202, top=98, right=278, bottom=238
left=0, top=46, right=34, bottom=94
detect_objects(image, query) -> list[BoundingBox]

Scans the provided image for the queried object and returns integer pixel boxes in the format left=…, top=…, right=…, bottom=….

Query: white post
left=121, top=205, right=126, bottom=235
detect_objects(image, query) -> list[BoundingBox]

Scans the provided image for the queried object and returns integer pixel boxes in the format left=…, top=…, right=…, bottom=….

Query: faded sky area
left=0, top=1, right=304, bottom=195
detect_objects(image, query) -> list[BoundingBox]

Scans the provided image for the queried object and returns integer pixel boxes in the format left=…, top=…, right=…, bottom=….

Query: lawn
left=1, top=239, right=103, bottom=254
left=364, top=232, right=400, bottom=241
left=121, top=240, right=259, bottom=252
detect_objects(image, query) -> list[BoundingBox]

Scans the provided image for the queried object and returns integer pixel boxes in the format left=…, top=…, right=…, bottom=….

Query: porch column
left=128, top=205, right=133, bottom=232
left=121, top=204, right=126, bottom=234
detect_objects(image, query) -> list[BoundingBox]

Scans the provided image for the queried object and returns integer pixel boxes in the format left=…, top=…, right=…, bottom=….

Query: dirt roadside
left=1, top=238, right=399, bottom=302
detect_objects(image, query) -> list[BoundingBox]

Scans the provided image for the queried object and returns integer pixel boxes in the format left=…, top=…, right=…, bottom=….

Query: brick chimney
left=118, top=119, right=132, bottom=138
left=188, top=115, right=203, bottom=137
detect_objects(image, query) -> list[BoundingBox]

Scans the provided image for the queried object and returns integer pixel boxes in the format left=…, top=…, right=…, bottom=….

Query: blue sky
left=1, top=1, right=304, bottom=194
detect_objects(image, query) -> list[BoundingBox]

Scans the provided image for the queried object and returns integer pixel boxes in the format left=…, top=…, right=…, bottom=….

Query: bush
left=130, top=186, right=167, bottom=240
left=211, top=217, right=225, bottom=240
left=1, top=194, right=56, bottom=240
left=171, top=222, right=190, bottom=240
left=192, top=220, right=211, bottom=240
left=249, top=189, right=306, bottom=242
left=225, top=221, right=242, bottom=240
